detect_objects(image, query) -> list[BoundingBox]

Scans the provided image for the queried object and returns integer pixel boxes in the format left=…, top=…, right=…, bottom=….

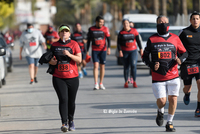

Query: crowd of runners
left=18, top=11, right=200, bottom=132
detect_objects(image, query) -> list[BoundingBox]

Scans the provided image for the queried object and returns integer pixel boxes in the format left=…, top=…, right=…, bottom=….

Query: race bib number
left=187, top=64, right=199, bottom=75
left=158, top=51, right=172, bottom=59
left=126, top=41, right=134, bottom=47
left=29, top=42, right=36, bottom=46
left=95, top=39, right=103, bottom=46
left=58, top=63, right=70, bottom=72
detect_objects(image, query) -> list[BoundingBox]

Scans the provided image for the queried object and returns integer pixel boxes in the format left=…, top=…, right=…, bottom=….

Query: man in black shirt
left=179, top=11, right=200, bottom=117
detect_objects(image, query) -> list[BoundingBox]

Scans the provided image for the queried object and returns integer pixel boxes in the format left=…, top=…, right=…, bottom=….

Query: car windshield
left=0, top=37, right=6, bottom=48
left=140, top=32, right=156, bottom=41
left=168, top=30, right=181, bottom=35
left=134, top=23, right=157, bottom=28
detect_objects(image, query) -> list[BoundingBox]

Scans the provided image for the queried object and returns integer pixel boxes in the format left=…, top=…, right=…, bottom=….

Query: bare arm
left=41, top=42, right=47, bottom=50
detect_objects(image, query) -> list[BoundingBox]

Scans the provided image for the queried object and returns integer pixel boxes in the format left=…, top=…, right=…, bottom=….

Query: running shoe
left=82, top=68, right=87, bottom=76
left=165, top=121, right=176, bottom=132
left=130, top=78, right=133, bottom=84
left=99, top=83, right=106, bottom=90
left=156, top=110, right=164, bottom=126
left=195, top=109, right=200, bottom=117
left=79, top=72, right=83, bottom=78
left=124, top=82, right=128, bottom=88
left=183, top=92, right=190, bottom=105
left=61, top=125, right=68, bottom=132
left=133, top=81, right=138, bottom=88
left=69, top=121, right=75, bottom=131
left=94, top=83, right=99, bottom=90
left=34, top=77, right=38, bottom=83
left=127, top=78, right=130, bottom=83
left=30, top=79, right=34, bottom=84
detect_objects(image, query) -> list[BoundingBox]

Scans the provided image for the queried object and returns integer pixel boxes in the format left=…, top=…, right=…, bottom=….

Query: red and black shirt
left=117, top=28, right=142, bottom=51
left=87, top=25, right=110, bottom=51
left=142, top=33, right=187, bottom=82
left=50, top=39, right=81, bottom=79
left=71, top=30, right=87, bottom=52
left=44, top=31, right=59, bottom=45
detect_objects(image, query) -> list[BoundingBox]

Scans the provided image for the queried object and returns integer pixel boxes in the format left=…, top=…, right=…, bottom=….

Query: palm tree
left=193, top=0, right=199, bottom=12
left=173, top=0, right=180, bottom=22
left=153, top=0, right=159, bottom=15
left=161, top=0, right=167, bottom=16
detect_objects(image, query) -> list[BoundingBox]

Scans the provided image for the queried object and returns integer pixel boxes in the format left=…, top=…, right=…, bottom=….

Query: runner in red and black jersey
left=117, top=19, right=143, bottom=88
left=48, top=24, right=81, bottom=132
left=87, top=15, right=110, bottom=90
left=142, top=16, right=188, bottom=132
left=179, top=11, right=200, bottom=117
left=71, top=23, right=88, bottom=78
left=44, top=25, right=59, bottom=51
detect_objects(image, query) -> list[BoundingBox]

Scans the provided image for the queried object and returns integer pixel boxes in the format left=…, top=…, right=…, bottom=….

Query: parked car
left=123, top=14, right=158, bottom=28
left=0, top=46, right=6, bottom=88
left=136, top=29, right=157, bottom=67
left=115, top=14, right=158, bottom=34
left=0, top=34, right=13, bottom=72
left=168, top=26, right=187, bottom=35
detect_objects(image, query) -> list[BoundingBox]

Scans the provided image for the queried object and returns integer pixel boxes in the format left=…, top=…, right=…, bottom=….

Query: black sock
left=197, top=102, right=200, bottom=109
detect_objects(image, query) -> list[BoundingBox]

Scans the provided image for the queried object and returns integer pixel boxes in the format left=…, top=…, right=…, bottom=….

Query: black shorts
left=180, top=64, right=200, bottom=85
left=82, top=50, right=86, bottom=60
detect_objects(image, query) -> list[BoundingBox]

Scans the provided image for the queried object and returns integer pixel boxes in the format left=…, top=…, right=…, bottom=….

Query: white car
left=136, top=29, right=157, bottom=67
left=0, top=47, right=6, bottom=88
left=168, top=26, right=187, bottom=35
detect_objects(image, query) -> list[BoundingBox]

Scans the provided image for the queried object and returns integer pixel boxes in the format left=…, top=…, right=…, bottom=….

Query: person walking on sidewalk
left=179, top=11, right=200, bottom=117
left=87, top=15, right=111, bottom=90
left=48, top=24, right=81, bottom=132
left=117, top=18, right=143, bottom=88
left=19, top=23, right=46, bottom=84
left=71, top=23, right=88, bottom=78
left=142, top=16, right=188, bottom=132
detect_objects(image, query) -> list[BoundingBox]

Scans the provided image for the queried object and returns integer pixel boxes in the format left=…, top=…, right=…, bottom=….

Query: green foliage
left=0, top=1, right=14, bottom=29
left=54, top=1, right=77, bottom=27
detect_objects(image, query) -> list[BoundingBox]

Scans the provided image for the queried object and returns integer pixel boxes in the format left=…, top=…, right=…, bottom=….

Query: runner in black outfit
left=179, top=11, right=200, bottom=117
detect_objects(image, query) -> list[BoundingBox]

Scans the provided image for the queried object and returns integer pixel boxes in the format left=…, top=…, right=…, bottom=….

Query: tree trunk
left=124, top=0, right=130, bottom=14
left=102, top=2, right=107, bottom=15
left=85, top=3, right=91, bottom=25
left=181, top=0, right=187, bottom=15
left=130, top=0, right=136, bottom=11
left=161, top=0, right=167, bottom=16
left=153, top=0, right=159, bottom=15
left=193, top=0, right=199, bottom=12
left=118, top=5, right=122, bottom=21
left=139, top=0, right=149, bottom=13
left=173, top=0, right=179, bottom=21
left=181, top=0, right=188, bottom=26
left=113, top=3, right=118, bottom=41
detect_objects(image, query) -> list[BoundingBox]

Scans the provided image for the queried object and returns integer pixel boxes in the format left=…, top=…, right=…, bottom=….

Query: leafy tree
left=0, top=1, right=14, bottom=29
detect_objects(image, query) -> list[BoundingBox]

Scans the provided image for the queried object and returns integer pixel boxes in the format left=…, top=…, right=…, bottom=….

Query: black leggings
left=52, top=76, right=79, bottom=125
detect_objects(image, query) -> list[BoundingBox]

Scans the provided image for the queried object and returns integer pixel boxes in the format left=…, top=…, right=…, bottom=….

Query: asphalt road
left=0, top=40, right=199, bottom=134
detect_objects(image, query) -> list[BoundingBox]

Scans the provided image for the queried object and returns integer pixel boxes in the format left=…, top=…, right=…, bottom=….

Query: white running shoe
left=93, top=83, right=99, bottom=90
left=99, top=84, right=106, bottom=90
